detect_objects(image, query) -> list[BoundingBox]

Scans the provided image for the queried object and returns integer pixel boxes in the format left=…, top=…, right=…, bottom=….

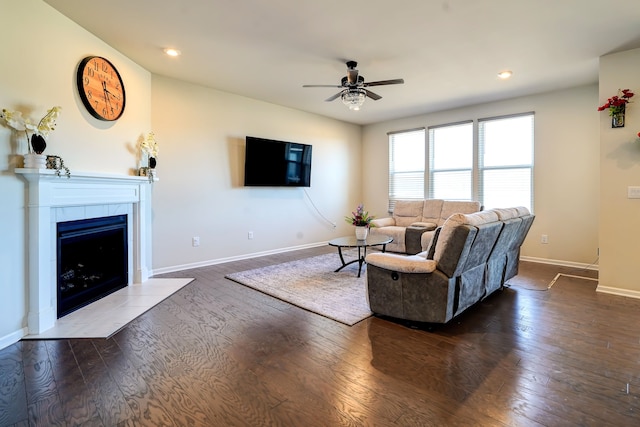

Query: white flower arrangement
left=140, top=131, right=159, bottom=158
left=0, top=106, right=62, bottom=153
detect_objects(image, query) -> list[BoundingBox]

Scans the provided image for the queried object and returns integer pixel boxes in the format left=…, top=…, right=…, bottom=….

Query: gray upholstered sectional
left=365, top=207, right=534, bottom=324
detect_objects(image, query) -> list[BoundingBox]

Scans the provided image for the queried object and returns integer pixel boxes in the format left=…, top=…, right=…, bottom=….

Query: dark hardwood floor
left=2, top=246, right=639, bottom=426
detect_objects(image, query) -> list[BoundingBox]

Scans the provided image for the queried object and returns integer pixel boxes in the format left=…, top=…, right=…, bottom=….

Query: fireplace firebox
left=57, top=214, right=128, bottom=318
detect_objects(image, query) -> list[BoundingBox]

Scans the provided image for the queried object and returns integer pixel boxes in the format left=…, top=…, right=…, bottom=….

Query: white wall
left=0, top=0, right=152, bottom=348
left=0, top=0, right=362, bottom=348
left=598, top=48, right=640, bottom=296
left=150, top=76, right=362, bottom=271
left=362, top=84, right=600, bottom=265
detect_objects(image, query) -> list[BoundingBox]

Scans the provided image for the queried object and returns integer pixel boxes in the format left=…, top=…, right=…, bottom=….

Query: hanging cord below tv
left=303, top=188, right=336, bottom=228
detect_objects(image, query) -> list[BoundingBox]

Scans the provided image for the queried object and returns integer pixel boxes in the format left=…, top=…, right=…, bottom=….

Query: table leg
left=336, top=246, right=346, bottom=269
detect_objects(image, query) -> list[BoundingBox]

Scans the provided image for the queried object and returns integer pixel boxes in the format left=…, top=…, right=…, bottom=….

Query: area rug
left=225, top=252, right=372, bottom=325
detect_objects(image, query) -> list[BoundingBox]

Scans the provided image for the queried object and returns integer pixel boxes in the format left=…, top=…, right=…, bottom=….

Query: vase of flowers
left=0, top=106, right=62, bottom=168
left=139, top=131, right=159, bottom=182
left=345, top=204, right=375, bottom=240
left=598, top=88, right=634, bottom=128
left=140, top=131, right=158, bottom=167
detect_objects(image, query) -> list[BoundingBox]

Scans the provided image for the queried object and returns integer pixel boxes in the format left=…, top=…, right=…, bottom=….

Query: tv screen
left=244, top=136, right=312, bottom=187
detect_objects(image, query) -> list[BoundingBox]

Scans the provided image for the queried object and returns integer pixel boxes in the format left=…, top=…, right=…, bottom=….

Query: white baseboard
left=0, top=327, right=27, bottom=351
left=595, top=285, right=640, bottom=300
left=520, top=255, right=599, bottom=271
left=152, top=241, right=328, bottom=276
left=521, top=256, right=640, bottom=300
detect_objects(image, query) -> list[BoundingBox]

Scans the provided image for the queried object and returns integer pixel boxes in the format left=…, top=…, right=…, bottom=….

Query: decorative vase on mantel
left=612, top=104, right=625, bottom=128
left=355, top=226, right=369, bottom=240
left=24, top=153, right=47, bottom=169
left=23, top=134, right=48, bottom=169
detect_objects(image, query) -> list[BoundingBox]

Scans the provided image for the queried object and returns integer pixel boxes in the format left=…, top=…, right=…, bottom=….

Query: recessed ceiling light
left=163, top=48, right=181, bottom=57
left=497, top=70, right=513, bottom=79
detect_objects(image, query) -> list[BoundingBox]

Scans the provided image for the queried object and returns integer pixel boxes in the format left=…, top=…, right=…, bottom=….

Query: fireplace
left=17, top=168, right=153, bottom=334
left=57, top=214, right=128, bottom=318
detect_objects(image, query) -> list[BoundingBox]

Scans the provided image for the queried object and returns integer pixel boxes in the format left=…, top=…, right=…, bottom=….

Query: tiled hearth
left=16, top=168, right=162, bottom=336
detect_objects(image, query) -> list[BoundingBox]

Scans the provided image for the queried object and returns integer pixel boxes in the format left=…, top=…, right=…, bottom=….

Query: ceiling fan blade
left=303, top=84, right=343, bottom=88
left=347, top=69, right=359, bottom=85
left=365, top=89, right=382, bottom=100
left=364, top=78, right=405, bottom=87
left=325, top=91, right=344, bottom=102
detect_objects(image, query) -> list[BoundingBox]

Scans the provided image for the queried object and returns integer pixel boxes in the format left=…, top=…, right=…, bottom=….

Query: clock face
left=76, top=56, right=126, bottom=121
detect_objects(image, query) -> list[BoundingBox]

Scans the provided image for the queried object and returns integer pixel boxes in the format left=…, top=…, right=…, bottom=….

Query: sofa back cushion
left=433, top=210, right=500, bottom=274
left=420, top=199, right=444, bottom=224
left=437, top=201, right=482, bottom=225
left=392, top=200, right=424, bottom=227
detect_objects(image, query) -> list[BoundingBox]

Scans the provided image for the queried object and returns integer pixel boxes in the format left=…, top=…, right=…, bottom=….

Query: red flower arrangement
left=598, top=89, right=634, bottom=115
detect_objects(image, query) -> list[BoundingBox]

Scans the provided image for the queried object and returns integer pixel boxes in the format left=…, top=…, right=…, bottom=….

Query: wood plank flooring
left=1, top=246, right=639, bottom=426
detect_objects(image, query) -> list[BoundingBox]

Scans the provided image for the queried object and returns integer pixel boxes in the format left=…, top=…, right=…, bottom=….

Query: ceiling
left=45, top=0, right=640, bottom=125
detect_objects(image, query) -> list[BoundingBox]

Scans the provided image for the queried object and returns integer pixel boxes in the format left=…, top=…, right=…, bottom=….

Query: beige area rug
left=225, top=252, right=372, bottom=326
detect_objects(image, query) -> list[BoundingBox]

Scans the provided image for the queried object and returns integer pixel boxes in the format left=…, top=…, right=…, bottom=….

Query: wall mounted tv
left=244, top=136, right=312, bottom=187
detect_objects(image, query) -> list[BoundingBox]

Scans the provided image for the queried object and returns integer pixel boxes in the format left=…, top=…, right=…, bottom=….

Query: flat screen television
left=244, top=136, right=312, bottom=187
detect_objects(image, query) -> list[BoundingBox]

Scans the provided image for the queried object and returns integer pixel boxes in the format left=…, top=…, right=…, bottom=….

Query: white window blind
left=428, top=122, right=473, bottom=200
left=388, top=128, right=425, bottom=211
left=479, top=113, right=534, bottom=211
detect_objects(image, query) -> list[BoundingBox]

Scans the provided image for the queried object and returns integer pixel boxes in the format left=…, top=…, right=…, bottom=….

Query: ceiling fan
left=303, top=60, right=404, bottom=110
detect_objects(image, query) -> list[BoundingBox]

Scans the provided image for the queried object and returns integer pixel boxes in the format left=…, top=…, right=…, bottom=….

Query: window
left=428, top=122, right=473, bottom=200
left=388, top=128, right=425, bottom=211
left=388, top=113, right=534, bottom=212
left=479, top=114, right=534, bottom=210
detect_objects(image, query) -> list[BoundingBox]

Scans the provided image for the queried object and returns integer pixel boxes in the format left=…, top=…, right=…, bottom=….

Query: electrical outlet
left=628, top=186, right=640, bottom=199
left=248, top=231, right=254, bottom=240
left=192, top=236, right=200, bottom=247
left=541, top=234, right=548, bottom=244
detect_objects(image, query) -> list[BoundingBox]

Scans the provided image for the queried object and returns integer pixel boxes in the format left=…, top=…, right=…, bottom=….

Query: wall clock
left=76, top=56, right=126, bottom=121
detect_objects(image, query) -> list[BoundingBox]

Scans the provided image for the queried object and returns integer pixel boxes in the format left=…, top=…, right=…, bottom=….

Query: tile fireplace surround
left=17, top=168, right=153, bottom=335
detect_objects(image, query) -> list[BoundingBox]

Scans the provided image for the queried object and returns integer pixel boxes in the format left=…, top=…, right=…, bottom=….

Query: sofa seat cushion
left=410, top=222, right=438, bottom=231
left=366, top=252, right=437, bottom=274
left=369, top=226, right=406, bottom=253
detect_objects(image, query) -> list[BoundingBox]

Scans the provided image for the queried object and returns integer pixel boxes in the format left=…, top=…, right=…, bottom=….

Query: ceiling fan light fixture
left=341, top=89, right=366, bottom=111
left=497, top=70, right=513, bottom=79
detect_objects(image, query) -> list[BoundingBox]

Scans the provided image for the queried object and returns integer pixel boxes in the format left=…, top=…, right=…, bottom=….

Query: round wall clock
left=76, top=56, right=126, bottom=121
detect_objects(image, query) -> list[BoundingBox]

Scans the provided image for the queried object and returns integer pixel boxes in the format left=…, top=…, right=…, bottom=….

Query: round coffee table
left=328, top=235, right=393, bottom=277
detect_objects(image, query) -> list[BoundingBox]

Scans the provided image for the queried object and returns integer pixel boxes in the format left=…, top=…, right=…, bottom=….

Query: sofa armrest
left=371, top=217, right=395, bottom=227
left=366, top=252, right=437, bottom=274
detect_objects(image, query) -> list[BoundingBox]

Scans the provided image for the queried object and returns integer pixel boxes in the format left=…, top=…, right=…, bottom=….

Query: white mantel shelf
left=17, top=167, right=154, bottom=335
left=16, top=168, right=154, bottom=183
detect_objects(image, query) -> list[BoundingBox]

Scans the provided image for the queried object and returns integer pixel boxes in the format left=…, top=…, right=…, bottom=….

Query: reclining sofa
left=369, top=199, right=482, bottom=254
left=365, top=206, right=534, bottom=324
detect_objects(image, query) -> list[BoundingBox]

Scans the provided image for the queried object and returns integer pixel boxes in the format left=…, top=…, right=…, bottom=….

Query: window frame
left=387, top=127, right=426, bottom=212
left=388, top=112, right=534, bottom=212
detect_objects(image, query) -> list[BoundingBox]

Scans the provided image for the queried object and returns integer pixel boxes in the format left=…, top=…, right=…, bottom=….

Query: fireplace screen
left=57, top=214, right=128, bottom=318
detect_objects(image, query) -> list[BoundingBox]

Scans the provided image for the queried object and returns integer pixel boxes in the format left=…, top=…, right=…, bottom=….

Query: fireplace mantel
left=17, top=168, right=153, bottom=334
